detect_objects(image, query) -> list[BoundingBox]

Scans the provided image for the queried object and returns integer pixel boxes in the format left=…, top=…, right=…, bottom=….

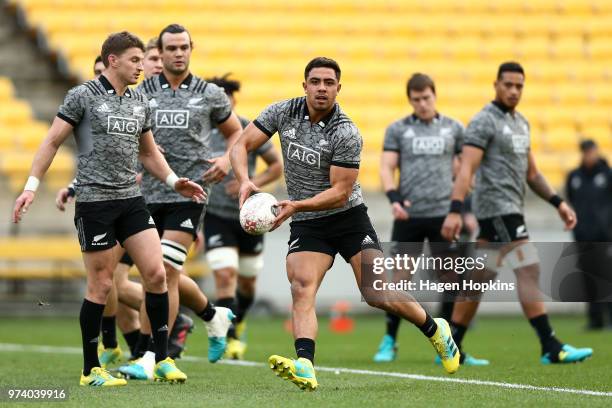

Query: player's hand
left=135, top=172, right=143, bottom=185
left=558, top=202, right=577, bottom=230
left=224, top=179, right=240, bottom=199
left=13, top=190, right=35, bottom=223
left=391, top=200, right=411, bottom=220
left=203, top=155, right=231, bottom=183
left=441, top=212, right=463, bottom=241
left=55, top=187, right=74, bottom=211
left=270, top=200, right=297, bottom=231
left=174, top=178, right=207, bottom=203
left=238, top=180, right=260, bottom=208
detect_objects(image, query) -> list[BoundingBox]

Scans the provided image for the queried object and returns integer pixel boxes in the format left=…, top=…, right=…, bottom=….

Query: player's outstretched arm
left=526, top=152, right=577, bottom=230
left=441, top=146, right=483, bottom=240
left=203, top=113, right=242, bottom=183
left=138, top=130, right=205, bottom=203
left=270, top=166, right=357, bottom=231
left=230, top=122, right=269, bottom=207
left=13, top=117, right=73, bottom=223
left=380, top=151, right=410, bottom=220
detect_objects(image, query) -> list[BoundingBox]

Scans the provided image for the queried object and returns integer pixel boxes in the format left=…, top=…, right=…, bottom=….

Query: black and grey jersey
left=253, top=96, right=363, bottom=221
left=136, top=73, right=232, bottom=203
left=383, top=113, right=464, bottom=217
left=207, top=116, right=273, bottom=220
left=57, top=75, right=151, bottom=202
left=464, top=102, right=531, bottom=218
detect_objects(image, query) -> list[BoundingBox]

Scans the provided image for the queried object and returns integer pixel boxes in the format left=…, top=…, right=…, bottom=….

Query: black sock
left=295, top=338, right=315, bottom=364
left=529, top=314, right=563, bottom=357
left=147, top=337, right=155, bottom=352
left=122, top=329, right=140, bottom=356
left=216, top=297, right=237, bottom=338
left=145, top=292, right=169, bottom=363
left=197, top=300, right=216, bottom=322
left=133, top=332, right=151, bottom=359
left=101, top=316, right=118, bottom=349
left=450, top=321, right=468, bottom=349
left=235, top=290, right=254, bottom=323
left=385, top=312, right=401, bottom=340
left=418, top=313, right=438, bottom=338
left=79, top=299, right=105, bottom=376
left=439, top=301, right=455, bottom=323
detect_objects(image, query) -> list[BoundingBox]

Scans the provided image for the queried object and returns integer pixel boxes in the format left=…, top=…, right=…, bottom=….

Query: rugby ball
left=239, top=193, right=279, bottom=235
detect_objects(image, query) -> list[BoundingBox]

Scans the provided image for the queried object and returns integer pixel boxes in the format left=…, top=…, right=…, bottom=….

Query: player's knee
left=238, top=277, right=256, bottom=295
left=88, top=275, right=113, bottom=300
left=365, top=298, right=386, bottom=310
left=214, top=267, right=237, bottom=288
left=142, top=265, right=166, bottom=290
left=161, top=239, right=188, bottom=272
left=290, top=279, right=315, bottom=301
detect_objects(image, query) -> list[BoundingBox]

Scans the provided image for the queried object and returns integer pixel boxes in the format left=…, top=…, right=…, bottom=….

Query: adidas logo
left=503, top=125, right=513, bottom=135
left=362, top=235, right=375, bottom=246
left=96, top=103, right=111, bottom=113
left=282, top=128, right=297, bottom=139
left=403, top=128, right=416, bottom=138
left=148, top=216, right=155, bottom=225
left=158, top=324, right=168, bottom=332
left=180, top=219, right=194, bottom=229
left=149, top=98, right=158, bottom=108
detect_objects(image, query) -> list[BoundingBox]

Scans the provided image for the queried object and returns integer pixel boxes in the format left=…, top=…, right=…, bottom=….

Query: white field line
left=0, top=342, right=610, bottom=398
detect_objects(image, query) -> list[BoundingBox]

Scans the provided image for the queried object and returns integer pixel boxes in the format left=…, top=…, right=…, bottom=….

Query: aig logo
left=107, top=116, right=139, bottom=137
left=412, top=137, right=445, bottom=155
left=287, top=142, right=320, bottom=168
left=511, top=135, right=530, bottom=154
left=156, top=110, right=189, bottom=129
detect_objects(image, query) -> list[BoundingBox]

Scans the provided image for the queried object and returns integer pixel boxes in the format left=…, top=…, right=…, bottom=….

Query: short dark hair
left=580, top=139, right=597, bottom=152
left=206, top=73, right=241, bottom=96
left=93, top=55, right=103, bottom=74
left=497, top=61, right=525, bottom=80
left=304, top=57, right=341, bottom=81
left=157, top=24, right=192, bottom=50
left=100, top=31, right=144, bottom=68
left=406, top=73, right=436, bottom=97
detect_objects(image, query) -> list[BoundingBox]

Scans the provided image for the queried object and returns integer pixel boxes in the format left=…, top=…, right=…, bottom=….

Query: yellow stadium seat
left=550, top=36, right=585, bottom=59
left=0, top=77, right=15, bottom=100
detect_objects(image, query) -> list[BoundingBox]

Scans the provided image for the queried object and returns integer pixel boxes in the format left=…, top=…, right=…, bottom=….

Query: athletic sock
left=418, top=313, right=438, bottom=338
left=145, top=292, right=169, bottom=363
left=80, top=299, right=105, bottom=376
left=122, top=329, right=140, bottom=356
left=133, top=332, right=151, bottom=359
left=235, top=290, right=254, bottom=323
left=385, top=312, right=401, bottom=340
left=295, top=338, right=315, bottom=364
left=101, top=316, right=118, bottom=349
left=216, top=297, right=237, bottom=338
left=197, top=300, right=216, bottom=322
left=450, top=321, right=468, bottom=349
left=529, top=314, right=563, bottom=357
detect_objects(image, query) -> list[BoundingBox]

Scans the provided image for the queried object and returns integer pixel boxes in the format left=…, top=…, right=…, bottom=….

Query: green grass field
left=0, top=314, right=610, bottom=407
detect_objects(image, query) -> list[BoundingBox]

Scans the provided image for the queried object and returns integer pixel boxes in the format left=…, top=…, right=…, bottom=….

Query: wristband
left=385, top=190, right=402, bottom=204
left=165, top=172, right=179, bottom=190
left=24, top=176, right=40, bottom=192
left=67, top=179, right=76, bottom=197
left=548, top=194, right=563, bottom=208
left=449, top=199, right=463, bottom=214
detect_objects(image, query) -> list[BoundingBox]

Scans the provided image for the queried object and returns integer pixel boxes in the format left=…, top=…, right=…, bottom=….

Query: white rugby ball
left=239, top=193, right=279, bottom=235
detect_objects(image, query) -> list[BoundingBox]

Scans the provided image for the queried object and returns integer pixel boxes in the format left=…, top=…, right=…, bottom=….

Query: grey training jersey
left=207, top=116, right=273, bottom=220
left=383, top=114, right=464, bottom=217
left=57, top=75, right=151, bottom=202
left=254, top=97, right=363, bottom=221
left=137, top=73, right=232, bottom=203
left=465, top=102, right=531, bottom=218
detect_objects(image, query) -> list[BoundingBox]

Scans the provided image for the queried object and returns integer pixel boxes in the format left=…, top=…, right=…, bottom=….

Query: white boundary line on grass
left=1, top=342, right=610, bottom=398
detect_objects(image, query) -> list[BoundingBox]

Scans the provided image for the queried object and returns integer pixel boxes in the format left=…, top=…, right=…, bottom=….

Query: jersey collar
left=409, top=112, right=440, bottom=124
left=98, top=74, right=132, bottom=97
left=158, top=72, right=193, bottom=90
left=301, top=98, right=338, bottom=128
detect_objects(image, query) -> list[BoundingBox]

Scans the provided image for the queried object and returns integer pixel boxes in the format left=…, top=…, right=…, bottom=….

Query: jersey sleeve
left=207, top=84, right=233, bottom=124
left=331, top=122, right=362, bottom=169
left=464, top=112, right=494, bottom=150
left=253, top=102, right=282, bottom=137
left=142, top=100, right=153, bottom=133
left=383, top=122, right=401, bottom=152
left=57, top=86, right=86, bottom=126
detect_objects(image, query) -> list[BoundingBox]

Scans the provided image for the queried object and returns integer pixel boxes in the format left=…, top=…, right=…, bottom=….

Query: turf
left=0, top=314, right=609, bottom=407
